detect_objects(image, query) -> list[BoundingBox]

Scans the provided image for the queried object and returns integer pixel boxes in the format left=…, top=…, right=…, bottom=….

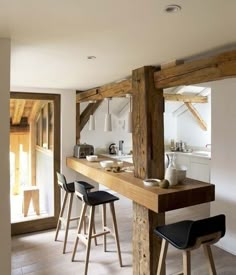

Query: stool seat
left=86, top=190, right=119, bottom=206
left=154, top=215, right=226, bottom=250
left=154, top=214, right=226, bottom=275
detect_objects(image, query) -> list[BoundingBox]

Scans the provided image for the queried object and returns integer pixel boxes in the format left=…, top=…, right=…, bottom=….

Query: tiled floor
left=12, top=195, right=236, bottom=275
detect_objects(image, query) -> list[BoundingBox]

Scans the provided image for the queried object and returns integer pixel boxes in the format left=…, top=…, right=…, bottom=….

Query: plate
left=143, top=178, right=160, bottom=187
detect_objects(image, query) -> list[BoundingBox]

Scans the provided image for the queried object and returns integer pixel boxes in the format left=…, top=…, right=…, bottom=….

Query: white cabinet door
left=190, top=162, right=210, bottom=182
left=175, top=154, right=210, bottom=182
left=189, top=156, right=210, bottom=183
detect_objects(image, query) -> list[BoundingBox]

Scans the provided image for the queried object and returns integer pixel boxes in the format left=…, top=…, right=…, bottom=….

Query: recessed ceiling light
left=87, top=56, right=96, bottom=60
left=165, top=4, right=181, bottom=13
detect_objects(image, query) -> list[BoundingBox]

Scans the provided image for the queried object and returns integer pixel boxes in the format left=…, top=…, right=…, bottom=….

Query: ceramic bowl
left=86, top=155, right=98, bottom=162
left=100, top=160, right=114, bottom=168
left=143, top=178, right=160, bottom=187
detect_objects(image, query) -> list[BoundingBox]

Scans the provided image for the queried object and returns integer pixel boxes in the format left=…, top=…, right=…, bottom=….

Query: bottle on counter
left=165, top=153, right=178, bottom=186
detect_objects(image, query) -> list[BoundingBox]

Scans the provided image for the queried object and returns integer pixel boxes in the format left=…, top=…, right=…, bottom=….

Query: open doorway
left=10, top=92, right=60, bottom=235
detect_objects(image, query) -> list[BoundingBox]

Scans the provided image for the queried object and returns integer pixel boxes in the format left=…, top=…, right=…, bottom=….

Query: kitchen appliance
left=109, top=143, right=117, bottom=155
left=73, top=144, right=94, bottom=158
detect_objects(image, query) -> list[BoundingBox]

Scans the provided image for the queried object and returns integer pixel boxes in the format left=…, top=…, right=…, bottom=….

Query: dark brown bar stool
left=55, top=172, right=94, bottom=254
left=154, top=214, right=226, bottom=275
left=72, top=182, right=122, bottom=275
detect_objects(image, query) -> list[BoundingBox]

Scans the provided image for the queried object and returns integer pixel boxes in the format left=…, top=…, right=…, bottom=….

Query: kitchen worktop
left=165, top=150, right=211, bottom=160
left=67, top=156, right=214, bottom=213
left=100, top=153, right=133, bottom=161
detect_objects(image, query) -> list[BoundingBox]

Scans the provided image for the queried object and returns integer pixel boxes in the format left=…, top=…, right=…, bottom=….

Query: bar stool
left=72, top=182, right=122, bottom=275
left=55, top=172, right=94, bottom=254
left=154, top=214, right=226, bottom=275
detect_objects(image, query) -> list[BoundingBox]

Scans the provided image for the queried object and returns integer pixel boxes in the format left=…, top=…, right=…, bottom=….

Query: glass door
left=10, top=93, right=60, bottom=235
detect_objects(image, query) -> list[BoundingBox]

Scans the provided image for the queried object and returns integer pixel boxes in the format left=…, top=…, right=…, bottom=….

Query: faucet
left=119, top=140, right=124, bottom=155
left=205, top=144, right=211, bottom=148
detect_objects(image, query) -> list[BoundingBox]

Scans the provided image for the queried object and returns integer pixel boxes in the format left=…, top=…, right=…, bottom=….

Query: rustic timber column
left=132, top=66, right=165, bottom=275
left=76, top=102, right=80, bottom=144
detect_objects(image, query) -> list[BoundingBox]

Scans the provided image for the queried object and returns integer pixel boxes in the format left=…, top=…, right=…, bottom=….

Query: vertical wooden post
left=29, top=122, right=36, bottom=186
left=76, top=102, right=80, bottom=144
left=132, top=66, right=165, bottom=275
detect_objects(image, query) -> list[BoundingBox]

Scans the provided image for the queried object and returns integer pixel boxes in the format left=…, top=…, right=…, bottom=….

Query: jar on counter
left=165, top=153, right=178, bottom=186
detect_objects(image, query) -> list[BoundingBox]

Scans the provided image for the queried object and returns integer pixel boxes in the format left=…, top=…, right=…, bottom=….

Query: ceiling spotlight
left=87, top=56, right=96, bottom=60
left=165, top=4, right=181, bottom=13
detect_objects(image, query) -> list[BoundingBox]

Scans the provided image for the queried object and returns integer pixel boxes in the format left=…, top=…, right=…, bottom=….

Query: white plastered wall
left=211, top=78, right=236, bottom=255
left=0, top=38, right=11, bottom=275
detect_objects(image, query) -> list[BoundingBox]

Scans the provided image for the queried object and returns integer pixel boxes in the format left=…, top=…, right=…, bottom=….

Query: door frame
left=11, top=92, right=61, bottom=235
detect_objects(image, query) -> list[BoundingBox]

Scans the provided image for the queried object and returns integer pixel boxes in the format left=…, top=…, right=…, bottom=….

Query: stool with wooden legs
left=72, top=182, right=123, bottom=275
left=154, top=214, right=226, bottom=275
left=22, top=186, right=40, bottom=217
left=55, top=172, right=94, bottom=254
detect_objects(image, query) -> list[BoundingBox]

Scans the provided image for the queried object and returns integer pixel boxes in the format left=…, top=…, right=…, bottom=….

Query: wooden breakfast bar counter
left=66, top=156, right=215, bottom=275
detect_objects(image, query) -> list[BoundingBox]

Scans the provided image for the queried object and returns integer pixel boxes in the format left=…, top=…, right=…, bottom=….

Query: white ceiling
left=1, top=0, right=236, bottom=90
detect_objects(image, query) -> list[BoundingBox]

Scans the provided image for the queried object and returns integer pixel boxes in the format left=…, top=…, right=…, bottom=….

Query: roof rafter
left=12, top=99, right=26, bottom=125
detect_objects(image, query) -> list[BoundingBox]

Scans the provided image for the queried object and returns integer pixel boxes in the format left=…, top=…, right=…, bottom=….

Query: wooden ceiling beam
left=185, top=102, right=207, bottom=131
left=29, top=100, right=44, bottom=123
left=12, top=99, right=26, bottom=125
left=164, top=94, right=208, bottom=103
left=76, top=78, right=132, bottom=103
left=154, top=49, right=236, bottom=89
left=80, top=100, right=103, bottom=131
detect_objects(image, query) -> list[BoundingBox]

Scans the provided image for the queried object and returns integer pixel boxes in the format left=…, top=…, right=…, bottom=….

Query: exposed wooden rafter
left=185, top=102, right=207, bottom=131
left=28, top=100, right=43, bottom=123
left=80, top=100, right=103, bottom=131
left=76, top=79, right=132, bottom=103
left=154, top=49, right=236, bottom=89
left=164, top=94, right=207, bottom=103
left=12, top=99, right=26, bottom=125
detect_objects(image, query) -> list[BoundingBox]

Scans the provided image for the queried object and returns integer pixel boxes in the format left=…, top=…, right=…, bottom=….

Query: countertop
left=165, top=151, right=211, bottom=160
left=67, top=156, right=214, bottom=213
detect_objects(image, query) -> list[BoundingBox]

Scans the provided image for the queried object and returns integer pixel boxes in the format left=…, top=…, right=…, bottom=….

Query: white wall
left=0, top=39, right=11, bottom=275
left=164, top=113, right=177, bottom=146
left=176, top=95, right=211, bottom=148
left=211, top=79, right=236, bottom=255
left=81, top=98, right=132, bottom=154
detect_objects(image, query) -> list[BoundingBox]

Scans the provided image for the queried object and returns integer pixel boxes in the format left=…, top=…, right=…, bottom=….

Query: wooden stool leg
left=156, top=239, right=168, bottom=275
left=55, top=191, right=68, bottom=241
left=110, top=202, right=122, bottom=267
left=72, top=203, right=87, bottom=261
left=102, top=204, right=107, bottom=252
left=84, top=206, right=95, bottom=275
left=23, top=191, right=31, bottom=217
left=183, top=250, right=191, bottom=275
left=203, top=245, right=217, bottom=275
left=63, top=193, right=74, bottom=254
left=32, top=189, right=40, bottom=215
left=83, top=214, right=87, bottom=234
left=92, top=219, right=98, bottom=246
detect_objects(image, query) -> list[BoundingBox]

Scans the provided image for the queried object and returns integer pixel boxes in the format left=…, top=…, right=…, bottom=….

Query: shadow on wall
left=211, top=195, right=236, bottom=255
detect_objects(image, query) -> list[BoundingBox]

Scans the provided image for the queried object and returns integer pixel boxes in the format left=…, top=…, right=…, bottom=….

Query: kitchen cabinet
left=174, top=153, right=211, bottom=183
left=190, top=156, right=211, bottom=182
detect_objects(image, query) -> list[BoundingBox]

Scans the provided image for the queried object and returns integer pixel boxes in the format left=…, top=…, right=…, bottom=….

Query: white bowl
left=100, top=160, right=114, bottom=168
left=86, top=155, right=98, bottom=162
left=143, top=178, right=160, bottom=187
